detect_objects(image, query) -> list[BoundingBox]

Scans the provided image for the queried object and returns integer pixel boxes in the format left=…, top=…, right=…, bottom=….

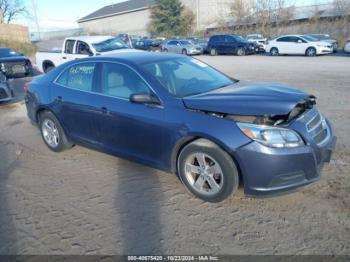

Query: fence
left=0, top=24, right=30, bottom=43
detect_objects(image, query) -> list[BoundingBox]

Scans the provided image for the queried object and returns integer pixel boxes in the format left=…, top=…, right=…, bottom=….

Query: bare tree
left=230, top=0, right=254, bottom=25
left=333, top=0, right=350, bottom=37
left=0, top=0, right=27, bottom=24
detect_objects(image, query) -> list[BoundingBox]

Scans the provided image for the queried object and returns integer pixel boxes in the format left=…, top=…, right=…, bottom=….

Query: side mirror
left=130, top=93, right=161, bottom=105
left=297, top=40, right=302, bottom=43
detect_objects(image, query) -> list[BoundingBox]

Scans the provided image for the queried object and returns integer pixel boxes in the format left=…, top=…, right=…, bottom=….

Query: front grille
left=306, top=111, right=329, bottom=145
left=0, top=88, right=8, bottom=99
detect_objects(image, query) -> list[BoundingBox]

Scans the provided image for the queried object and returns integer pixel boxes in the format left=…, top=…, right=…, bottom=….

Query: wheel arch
left=171, top=135, right=244, bottom=184
left=42, top=60, right=55, bottom=71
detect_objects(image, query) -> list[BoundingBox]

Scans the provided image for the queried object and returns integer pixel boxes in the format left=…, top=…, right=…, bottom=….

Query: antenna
left=31, top=0, right=41, bottom=40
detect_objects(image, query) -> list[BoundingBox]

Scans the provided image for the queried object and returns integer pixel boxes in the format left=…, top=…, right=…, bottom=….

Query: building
left=77, top=0, right=232, bottom=36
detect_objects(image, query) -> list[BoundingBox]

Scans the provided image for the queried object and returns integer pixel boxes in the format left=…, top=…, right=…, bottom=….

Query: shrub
left=0, top=39, right=37, bottom=57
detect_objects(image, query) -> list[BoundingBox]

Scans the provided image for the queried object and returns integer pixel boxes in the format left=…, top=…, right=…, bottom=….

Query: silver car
left=0, top=71, right=14, bottom=102
left=163, top=40, right=202, bottom=55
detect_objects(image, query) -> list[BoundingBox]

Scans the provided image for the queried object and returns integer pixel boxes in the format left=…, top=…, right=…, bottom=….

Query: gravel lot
left=0, top=55, right=349, bottom=255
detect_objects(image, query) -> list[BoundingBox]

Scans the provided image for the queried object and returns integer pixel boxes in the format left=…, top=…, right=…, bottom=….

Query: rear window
left=56, top=63, right=96, bottom=92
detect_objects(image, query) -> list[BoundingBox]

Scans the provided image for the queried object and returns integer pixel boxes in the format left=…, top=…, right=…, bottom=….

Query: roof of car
left=65, top=35, right=114, bottom=44
left=89, top=51, right=185, bottom=65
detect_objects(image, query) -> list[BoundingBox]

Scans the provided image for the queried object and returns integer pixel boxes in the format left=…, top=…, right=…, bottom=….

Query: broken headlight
left=237, top=123, right=304, bottom=148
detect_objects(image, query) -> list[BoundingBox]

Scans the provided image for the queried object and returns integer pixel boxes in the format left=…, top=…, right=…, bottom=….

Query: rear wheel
left=163, top=48, right=168, bottom=53
left=39, top=111, right=73, bottom=152
left=306, top=47, right=317, bottom=57
left=177, top=139, right=239, bottom=202
left=182, top=49, right=188, bottom=55
left=210, top=48, right=217, bottom=56
left=270, top=47, right=279, bottom=56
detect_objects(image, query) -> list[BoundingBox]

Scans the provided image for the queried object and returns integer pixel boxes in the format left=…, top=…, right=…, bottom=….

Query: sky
left=16, top=0, right=330, bottom=32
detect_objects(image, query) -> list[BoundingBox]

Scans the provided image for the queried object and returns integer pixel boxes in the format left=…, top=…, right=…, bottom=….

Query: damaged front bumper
left=233, top=107, right=337, bottom=196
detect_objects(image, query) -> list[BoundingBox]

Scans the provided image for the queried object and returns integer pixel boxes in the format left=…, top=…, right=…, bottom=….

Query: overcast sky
left=17, top=0, right=329, bottom=32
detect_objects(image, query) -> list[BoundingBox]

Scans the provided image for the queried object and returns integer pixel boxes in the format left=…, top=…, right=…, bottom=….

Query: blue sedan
left=25, top=52, right=336, bottom=202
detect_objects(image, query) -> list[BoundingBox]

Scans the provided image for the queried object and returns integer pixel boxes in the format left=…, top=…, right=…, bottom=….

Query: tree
left=0, top=0, right=26, bottom=24
left=230, top=0, right=253, bottom=25
left=333, top=0, right=350, bottom=37
left=149, top=0, right=195, bottom=37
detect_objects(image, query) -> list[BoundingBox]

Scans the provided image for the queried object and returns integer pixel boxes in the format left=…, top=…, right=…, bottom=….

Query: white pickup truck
left=36, top=36, right=138, bottom=73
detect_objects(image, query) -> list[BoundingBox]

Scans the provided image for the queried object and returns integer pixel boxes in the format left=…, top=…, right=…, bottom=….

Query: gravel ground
left=0, top=55, right=349, bottom=255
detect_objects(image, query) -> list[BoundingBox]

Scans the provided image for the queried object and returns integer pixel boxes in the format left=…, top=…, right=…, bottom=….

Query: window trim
left=53, top=60, right=163, bottom=106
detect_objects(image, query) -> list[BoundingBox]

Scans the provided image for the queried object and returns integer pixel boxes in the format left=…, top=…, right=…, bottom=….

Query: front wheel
left=178, top=139, right=239, bottom=202
left=39, top=111, right=73, bottom=152
left=306, top=47, right=317, bottom=57
left=270, top=47, right=279, bottom=56
left=210, top=48, right=217, bottom=56
left=182, top=49, right=188, bottom=55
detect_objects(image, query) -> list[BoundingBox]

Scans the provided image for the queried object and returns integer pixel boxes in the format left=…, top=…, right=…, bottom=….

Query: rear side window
left=64, top=40, right=75, bottom=54
left=56, top=63, right=96, bottom=92
left=100, top=62, right=150, bottom=99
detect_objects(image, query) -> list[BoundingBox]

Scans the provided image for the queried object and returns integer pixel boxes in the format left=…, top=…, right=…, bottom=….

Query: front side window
left=142, top=57, right=235, bottom=97
left=76, top=41, right=92, bottom=55
left=56, top=63, right=96, bottom=92
left=100, top=63, right=150, bottom=99
left=277, top=37, right=290, bottom=42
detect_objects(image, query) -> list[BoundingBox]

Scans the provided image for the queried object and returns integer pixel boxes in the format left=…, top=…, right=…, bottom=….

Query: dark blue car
left=25, top=52, right=336, bottom=202
left=208, top=34, right=257, bottom=56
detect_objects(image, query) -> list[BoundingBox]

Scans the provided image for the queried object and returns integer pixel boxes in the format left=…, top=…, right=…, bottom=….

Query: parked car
left=162, top=40, right=202, bottom=55
left=0, top=71, right=14, bottom=102
left=344, top=38, right=350, bottom=53
left=266, top=35, right=333, bottom=56
left=36, top=36, right=138, bottom=73
left=189, top=38, right=209, bottom=54
left=246, top=34, right=268, bottom=52
left=0, top=48, right=33, bottom=78
left=208, top=34, right=257, bottom=56
left=24, top=52, right=336, bottom=202
left=308, top=34, right=338, bottom=53
left=134, top=39, right=162, bottom=52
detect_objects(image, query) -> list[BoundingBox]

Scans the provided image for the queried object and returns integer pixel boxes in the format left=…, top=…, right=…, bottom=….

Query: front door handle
left=55, top=96, right=62, bottom=102
left=101, top=107, right=110, bottom=115
left=62, top=57, right=67, bottom=60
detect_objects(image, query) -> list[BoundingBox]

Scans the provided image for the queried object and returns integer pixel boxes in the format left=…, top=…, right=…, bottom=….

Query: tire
left=270, top=47, right=279, bottom=56
left=236, top=47, right=246, bottom=56
left=182, top=49, right=188, bottom=55
left=177, top=139, right=239, bottom=203
left=39, top=111, right=73, bottom=152
left=306, top=47, right=317, bottom=57
left=163, top=48, right=168, bottom=53
left=210, top=48, right=217, bottom=56
left=44, top=65, right=54, bottom=74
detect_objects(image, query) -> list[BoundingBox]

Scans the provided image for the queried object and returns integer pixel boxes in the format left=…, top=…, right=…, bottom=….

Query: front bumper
left=188, top=49, right=202, bottom=55
left=316, top=46, right=332, bottom=54
left=0, top=83, right=14, bottom=102
left=234, top=109, right=336, bottom=196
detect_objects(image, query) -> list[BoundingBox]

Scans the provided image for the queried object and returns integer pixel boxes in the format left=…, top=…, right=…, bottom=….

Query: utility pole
left=31, top=0, right=41, bottom=40
left=196, top=0, right=200, bottom=31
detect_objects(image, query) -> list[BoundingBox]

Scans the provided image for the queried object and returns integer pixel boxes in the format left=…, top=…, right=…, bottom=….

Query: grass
left=0, top=39, right=38, bottom=57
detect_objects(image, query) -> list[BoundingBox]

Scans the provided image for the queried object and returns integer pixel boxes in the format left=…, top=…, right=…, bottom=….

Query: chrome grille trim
left=306, top=110, right=330, bottom=146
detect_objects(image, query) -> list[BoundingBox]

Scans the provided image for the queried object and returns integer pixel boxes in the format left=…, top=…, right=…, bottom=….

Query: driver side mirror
left=297, top=40, right=303, bottom=43
left=130, top=93, right=161, bottom=106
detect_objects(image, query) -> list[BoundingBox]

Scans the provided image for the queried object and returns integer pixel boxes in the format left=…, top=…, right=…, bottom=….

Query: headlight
left=237, top=123, right=304, bottom=148
left=0, top=63, right=5, bottom=72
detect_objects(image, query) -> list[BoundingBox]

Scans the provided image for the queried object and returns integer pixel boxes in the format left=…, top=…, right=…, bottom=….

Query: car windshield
left=312, top=34, right=330, bottom=40
left=233, top=35, right=246, bottom=41
left=92, top=38, right=128, bottom=52
left=180, top=40, right=192, bottom=45
left=142, top=57, right=235, bottom=98
left=302, top=35, right=319, bottom=42
left=0, top=49, right=21, bottom=58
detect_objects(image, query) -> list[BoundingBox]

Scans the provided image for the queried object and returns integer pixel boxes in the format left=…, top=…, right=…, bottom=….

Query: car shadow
left=0, top=142, right=18, bottom=254
left=114, top=164, right=163, bottom=254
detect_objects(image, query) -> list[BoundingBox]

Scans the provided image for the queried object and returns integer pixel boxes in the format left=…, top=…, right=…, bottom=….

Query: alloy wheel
left=42, top=119, right=60, bottom=148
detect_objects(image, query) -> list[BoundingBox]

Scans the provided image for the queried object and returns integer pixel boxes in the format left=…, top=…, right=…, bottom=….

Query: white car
left=36, top=36, right=140, bottom=73
left=266, top=35, right=333, bottom=56
left=246, top=34, right=267, bottom=52
left=344, top=38, right=350, bottom=53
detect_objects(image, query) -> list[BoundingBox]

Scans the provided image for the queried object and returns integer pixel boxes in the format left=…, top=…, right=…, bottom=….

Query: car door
left=275, top=36, right=291, bottom=54
left=52, top=62, right=103, bottom=144
left=167, top=41, right=177, bottom=53
left=62, top=39, right=76, bottom=62
left=293, top=37, right=309, bottom=54
left=216, top=36, right=226, bottom=54
left=92, top=62, right=166, bottom=166
left=75, top=41, right=93, bottom=59
left=225, top=36, right=236, bottom=54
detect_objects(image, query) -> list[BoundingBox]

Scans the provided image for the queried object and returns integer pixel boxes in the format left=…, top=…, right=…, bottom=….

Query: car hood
left=0, top=56, right=29, bottom=62
left=182, top=80, right=311, bottom=116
